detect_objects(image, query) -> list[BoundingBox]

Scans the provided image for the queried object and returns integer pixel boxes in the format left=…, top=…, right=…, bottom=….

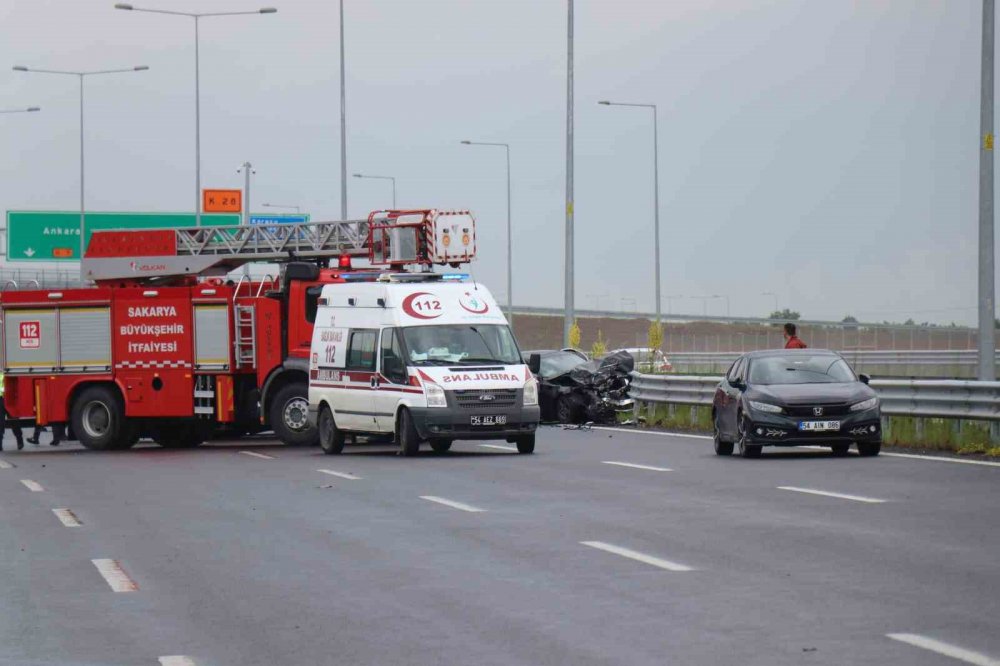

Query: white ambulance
left=307, top=275, right=540, bottom=456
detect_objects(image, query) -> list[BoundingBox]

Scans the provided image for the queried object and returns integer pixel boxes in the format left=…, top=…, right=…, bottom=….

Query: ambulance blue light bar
left=440, top=273, right=469, bottom=280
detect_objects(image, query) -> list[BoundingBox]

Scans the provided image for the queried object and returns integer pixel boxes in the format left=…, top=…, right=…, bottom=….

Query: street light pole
left=459, top=141, right=512, bottom=326
left=0, top=106, right=40, bottom=114
left=712, top=294, right=730, bottom=317
left=564, top=0, right=575, bottom=348
left=352, top=173, right=397, bottom=208
left=114, top=4, right=277, bottom=227
left=979, top=0, right=996, bottom=380
left=340, top=0, right=348, bottom=219
left=662, top=294, right=683, bottom=316
left=13, top=64, right=148, bottom=267
left=238, top=162, right=255, bottom=278
left=598, top=99, right=661, bottom=323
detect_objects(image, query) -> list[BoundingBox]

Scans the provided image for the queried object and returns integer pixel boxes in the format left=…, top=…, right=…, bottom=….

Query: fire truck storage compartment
left=194, top=305, right=230, bottom=370
left=2, top=307, right=112, bottom=374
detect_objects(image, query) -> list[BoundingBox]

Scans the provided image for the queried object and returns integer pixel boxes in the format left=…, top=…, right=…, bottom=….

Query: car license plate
left=799, top=420, right=840, bottom=432
left=471, top=415, right=507, bottom=426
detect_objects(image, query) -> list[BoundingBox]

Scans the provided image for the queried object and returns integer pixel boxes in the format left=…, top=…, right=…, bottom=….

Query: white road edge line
left=479, top=444, right=518, bottom=451
left=317, top=469, right=361, bottom=480
left=419, top=495, right=486, bottom=513
left=581, top=541, right=693, bottom=572
left=239, top=451, right=274, bottom=460
left=159, top=656, right=198, bottom=666
left=602, top=461, right=673, bottom=472
left=91, top=559, right=138, bottom=592
left=882, top=452, right=1000, bottom=468
left=20, top=479, right=44, bottom=492
left=52, top=508, right=82, bottom=527
left=0, top=459, right=13, bottom=469
left=887, top=633, right=1000, bottom=666
left=778, top=486, right=886, bottom=504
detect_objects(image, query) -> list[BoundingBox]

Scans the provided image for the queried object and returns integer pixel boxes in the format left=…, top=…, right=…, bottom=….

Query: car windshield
left=538, top=351, right=588, bottom=378
left=401, top=324, right=521, bottom=366
left=748, top=355, right=856, bottom=385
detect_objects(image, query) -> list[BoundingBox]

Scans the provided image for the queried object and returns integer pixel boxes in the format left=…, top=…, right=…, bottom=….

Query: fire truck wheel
left=318, top=406, right=346, bottom=455
left=398, top=408, right=421, bottom=457
left=71, top=386, right=126, bottom=451
left=429, top=439, right=452, bottom=453
left=270, top=384, right=319, bottom=446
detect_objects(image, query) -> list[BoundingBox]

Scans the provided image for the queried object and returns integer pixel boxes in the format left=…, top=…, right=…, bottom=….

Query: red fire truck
left=0, top=209, right=476, bottom=450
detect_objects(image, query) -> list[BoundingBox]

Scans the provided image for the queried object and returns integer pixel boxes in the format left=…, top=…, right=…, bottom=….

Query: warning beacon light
left=338, top=254, right=353, bottom=270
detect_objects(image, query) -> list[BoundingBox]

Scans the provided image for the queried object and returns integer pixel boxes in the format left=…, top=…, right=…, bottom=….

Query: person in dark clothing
left=29, top=424, right=63, bottom=446
left=783, top=322, right=808, bottom=349
left=0, top=398, right=24, bottom=451
left=27, top=425, right=46, bottom=445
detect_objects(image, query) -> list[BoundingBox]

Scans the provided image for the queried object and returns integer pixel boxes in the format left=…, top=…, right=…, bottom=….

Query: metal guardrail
left=628, top=372, right=1000, bottom=421
left=667, top=349, right=999, bottom=366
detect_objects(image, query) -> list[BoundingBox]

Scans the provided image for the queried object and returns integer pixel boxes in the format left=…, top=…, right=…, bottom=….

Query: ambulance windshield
left=401, top=325, right=521, bottom=366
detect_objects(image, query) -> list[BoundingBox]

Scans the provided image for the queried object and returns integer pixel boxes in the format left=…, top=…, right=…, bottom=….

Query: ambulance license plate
left=471, top=415, right=507, bottom=426
left=799, top=420, right=840, bottom=432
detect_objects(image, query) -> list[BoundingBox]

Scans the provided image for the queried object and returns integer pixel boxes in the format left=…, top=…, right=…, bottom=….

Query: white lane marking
left=52, top=508, right=82, bottom=527
left=592, top=427, right=711, bottom=440
left=419, top=495, right=486, bottom=513
left=778, top=486, right=886, bottom=504
left=159, top=657, right=198, bottom=666
left=581, top=541, right=694, bottom=572
left=887, top=633, right=1000, bottom=666
left=479, top=444, right=518, bottom=451
left=0, top=459, right=13, bottom=469
left=883, top=452, right=1000, bottom=468
left=20, top=479, right=44, bottom=492
left=317, top=468, right=361, bottom=480
left=239, top=450, right=274, bottom=460
left=602, top=461, right=673, bottom=472
left=91, top=559, right=138, bottom=592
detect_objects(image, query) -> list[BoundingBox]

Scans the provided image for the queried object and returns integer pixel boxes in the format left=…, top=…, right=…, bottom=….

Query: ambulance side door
left=374, top=328, right=409, bottom=432
left=340, top=328, right=378, bottom=432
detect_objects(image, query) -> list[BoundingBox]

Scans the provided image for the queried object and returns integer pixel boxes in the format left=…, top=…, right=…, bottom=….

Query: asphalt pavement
left=1, top=426, right=998, bottom=666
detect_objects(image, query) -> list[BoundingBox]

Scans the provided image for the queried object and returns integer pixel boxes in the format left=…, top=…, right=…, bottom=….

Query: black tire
left=318, top=406, right=346, bottom=455
left=736, top=414, right=762, bottom=459
left=555, top=397, right=576, bottom=424
left=398, top=408, right=421, bottom=457
left=269, top=382, right=319, bottom=446
left=713, top=414, right=734, bottom=456
left=857, top=441, right=881, bottom=457
left=71, top=386, right=128, bottom=451
left=830, top=443, right=850, bottom=457
left=429, top=439, right=453, bottom=453
left=515, top=434, right=535, bottom=454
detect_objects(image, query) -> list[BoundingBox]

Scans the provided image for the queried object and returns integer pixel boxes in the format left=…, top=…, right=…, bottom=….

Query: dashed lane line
left=419, top=495, right=486, bottom=513
left=91, top=559, right=139, bottom=592
left=317, top=469, right=362, bottom=480
left=778, top=486, right=886, bottom=504
left=0, top=459, right=13, bottom=469
left=581, top=541, right=694, bottom=572
left=159, top=657, right=198, bottom=666
left=239, top=451, right=275, bottom=460
left=52, top=508, right=82, bottom=527
left=20, top=479, right=44, bottom=492
left=478, top=444, right=518, bottom=451
left=602, top=461, right=673, bottom=472
left=887, top=633, right=1000, bottom=666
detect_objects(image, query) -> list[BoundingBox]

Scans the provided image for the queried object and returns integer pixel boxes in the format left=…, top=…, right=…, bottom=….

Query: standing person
left=783, top=323, right=807, bottom=349
left=0, top=376, right=24, bottom=451
left=27, top=424, right=47, bottom=445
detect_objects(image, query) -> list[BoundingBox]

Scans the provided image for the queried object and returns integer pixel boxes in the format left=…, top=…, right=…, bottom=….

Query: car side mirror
left=859, top=373, right=870, bottom=385
left=528, top=353, right=541, bottom=375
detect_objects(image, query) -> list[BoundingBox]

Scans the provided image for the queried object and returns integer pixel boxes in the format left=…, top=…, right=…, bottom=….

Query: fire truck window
left=305, top=286, right=323, bottom=324
left=346, top=329, right=377, bottom=371
left=379, top=328, right=407, bottom=384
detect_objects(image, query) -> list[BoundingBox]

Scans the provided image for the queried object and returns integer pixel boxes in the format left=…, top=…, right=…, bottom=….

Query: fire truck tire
left=71, top=386, right=127, bottom=451
left=398, top=408, right=421, bottom=457
left=318, top=406, right=346, bottom=455
left=269, top=383, right=319, bottom=446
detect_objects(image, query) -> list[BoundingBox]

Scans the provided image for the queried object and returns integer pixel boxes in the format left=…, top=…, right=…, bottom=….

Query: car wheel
left=857, top=441, right=881, bottom=457
left=555, top=397, right=576, bottom=424
left=429, top=439, right=452, bottom=453
left=830, top=443, right=850, bottom=457
left=713, top=413, right=734, bottom=456
left=737, top=413, right=762, bottom=459
left=398, top=408, right=421, bottom=457
left=515, top=434, right=535, bottom=454
left=318, top=406, right=346, bottom=455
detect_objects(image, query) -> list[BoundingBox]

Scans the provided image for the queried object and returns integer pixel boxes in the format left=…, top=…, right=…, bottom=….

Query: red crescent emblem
left=459, top=292, right=489, bottom=314
left=402, top=292, right=442, bottom=320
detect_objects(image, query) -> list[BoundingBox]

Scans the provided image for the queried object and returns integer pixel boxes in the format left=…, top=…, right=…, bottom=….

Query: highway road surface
left=1, top=426, right=998, bottom=666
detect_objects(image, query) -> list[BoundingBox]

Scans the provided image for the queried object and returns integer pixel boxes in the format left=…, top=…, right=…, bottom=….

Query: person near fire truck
left=0, top=374, right=24, bottom=451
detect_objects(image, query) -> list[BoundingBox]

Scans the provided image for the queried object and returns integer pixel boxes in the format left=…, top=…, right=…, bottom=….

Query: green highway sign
left=4, top=211, right=241, bottom=262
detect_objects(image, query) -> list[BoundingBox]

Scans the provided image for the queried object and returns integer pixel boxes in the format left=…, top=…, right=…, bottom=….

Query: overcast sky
left=0, top=0, right=992, bottom=324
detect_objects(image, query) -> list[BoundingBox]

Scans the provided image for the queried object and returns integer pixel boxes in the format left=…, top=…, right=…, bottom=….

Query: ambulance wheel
left=318, top=406, right=346, bottom=455
left=397, top=408, right=421, bottom=457
left=270, top=383, right=319, bottom=446
left=429, top=439, right=452, bottom=453
left=515, top=434, right=536, bottom=454
left=71, top=386, right=126, bottom=451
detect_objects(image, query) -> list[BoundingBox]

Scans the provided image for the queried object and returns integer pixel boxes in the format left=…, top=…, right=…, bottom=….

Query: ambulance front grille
left=452, top=389, right=518, bottom=409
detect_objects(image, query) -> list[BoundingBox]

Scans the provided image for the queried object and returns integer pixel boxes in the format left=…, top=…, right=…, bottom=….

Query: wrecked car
left=525, top=349, right=634, bottom=424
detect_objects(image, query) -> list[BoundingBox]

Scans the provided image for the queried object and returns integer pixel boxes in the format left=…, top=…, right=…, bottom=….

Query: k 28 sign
left=202, top=189, right=242, bottom=213
left=19, top=321, right=41, bottom=349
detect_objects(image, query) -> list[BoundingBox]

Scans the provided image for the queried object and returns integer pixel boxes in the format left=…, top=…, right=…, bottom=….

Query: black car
left=522, top=349, right=590, bottom=422
left=712, top=349, right=881, bottom=458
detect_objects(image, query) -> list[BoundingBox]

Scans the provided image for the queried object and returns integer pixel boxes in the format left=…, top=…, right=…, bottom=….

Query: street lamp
left=460, top=140, right=513, bottom=327
left=712, top=294, right=730, bottom=317
left=0, top=106, right=40, bottom=114
left=691, top=296, right=713, bottom=317
left=352, top=173, right=396, bottom=208
left=13, top=64, right=148, bottom=266
left=114, top=3, right=276, bottom=226
left=762, top=291, right=779, bottom=313
left=261, top=203, right=301, bottom=214
left=661, top=294, right=683, bottom=316
left=598, top=99, right=661, bottom=323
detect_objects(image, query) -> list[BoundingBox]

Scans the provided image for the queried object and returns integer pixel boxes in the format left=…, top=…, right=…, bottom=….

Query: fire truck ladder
left=83, top=218, right=373, bottom=282
left=234, top=304, right=257, bottom=369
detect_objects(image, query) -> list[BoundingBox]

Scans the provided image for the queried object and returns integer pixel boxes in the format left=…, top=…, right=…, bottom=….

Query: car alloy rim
left=284, top=397, right=309, bottom=431
left=82, top=401, right=111, bottom=438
